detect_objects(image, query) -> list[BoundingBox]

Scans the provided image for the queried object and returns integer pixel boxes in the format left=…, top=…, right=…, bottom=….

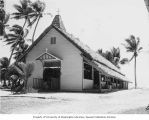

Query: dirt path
left=0, top=89, right=149, bottom=114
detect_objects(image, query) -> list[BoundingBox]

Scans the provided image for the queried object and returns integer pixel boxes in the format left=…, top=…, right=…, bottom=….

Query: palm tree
left=97, top=49, right=103, bottom=55
left=12, top=0, right=33, bottom=28
left=123, top=35, right=143, bottom=89
left=9, top=62, right=34, bottom=93
left=5, top=24, right=28, bottom=64
left=97, top=47, right=128, bottom=68
left=29, top=0, right=46, bottom=43
left=0, top=57, right=9, bottom=86
left=7, top=0, right=33, bottom=64
left=111, top=47, right=120, bottom=65
left=104, top=51, right=113, bottom=63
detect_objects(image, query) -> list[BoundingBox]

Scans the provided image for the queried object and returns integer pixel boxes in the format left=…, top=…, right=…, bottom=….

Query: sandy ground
left=0, top=89, right=149, bottom=114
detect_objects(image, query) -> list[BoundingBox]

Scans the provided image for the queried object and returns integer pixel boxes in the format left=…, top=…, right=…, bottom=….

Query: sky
left=0, top=0, right=149, bottom=88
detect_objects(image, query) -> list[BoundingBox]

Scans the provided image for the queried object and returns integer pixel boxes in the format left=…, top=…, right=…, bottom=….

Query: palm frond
left=13, top=4, right=23, bottom=13
left=120, top=58, right=129, bottom=64
left=129, top=55, right=135, bottom=62
left=3, top=13, right=10, bottom=24
left=138, top=47, right=143, bottom=52
left=23, top=28, right=29, bottom=38
left=28, top=16, right=38, bottom=27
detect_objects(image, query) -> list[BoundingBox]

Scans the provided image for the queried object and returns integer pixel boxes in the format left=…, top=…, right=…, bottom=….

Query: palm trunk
left=134, top=56, right=137, bottom=89
left=3, top=73, right=7, bottom=87
left=8, top=19, right=27, bottom=65
left=32, top=16, right=40, bottom=44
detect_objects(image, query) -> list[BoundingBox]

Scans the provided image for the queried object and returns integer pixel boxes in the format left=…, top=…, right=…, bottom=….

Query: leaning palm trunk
left=31, top=16, right=41, bottom=43
left=8, top=19, right=27, bottom=65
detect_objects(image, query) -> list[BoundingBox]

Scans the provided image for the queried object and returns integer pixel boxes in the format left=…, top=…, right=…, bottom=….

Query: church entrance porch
left=34, top=49, right=62, bottom=91
left=43, top=61, right=61, bottom=91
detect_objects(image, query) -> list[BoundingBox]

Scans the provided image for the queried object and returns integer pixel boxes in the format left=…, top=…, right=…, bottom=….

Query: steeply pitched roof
left=52, top=15, right=66, bottom=32
left=19, top=14, right=128, bottom=81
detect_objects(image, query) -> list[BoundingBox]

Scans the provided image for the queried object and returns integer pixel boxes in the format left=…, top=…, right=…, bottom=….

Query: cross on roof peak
left=45, top=48, right=48, bottom=53
left=57, top=9, right=60, bottom=15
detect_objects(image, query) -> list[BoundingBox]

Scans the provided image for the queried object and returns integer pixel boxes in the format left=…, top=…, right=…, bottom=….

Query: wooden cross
left=57, top=9, right=60, bottom=15
left=45, top=48, right=48, bottom=53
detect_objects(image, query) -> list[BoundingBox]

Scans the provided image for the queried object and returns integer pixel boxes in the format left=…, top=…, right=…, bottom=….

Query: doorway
left=43, top=60, right=61, bottom=90
left=93, top=68, right=99, bottom=89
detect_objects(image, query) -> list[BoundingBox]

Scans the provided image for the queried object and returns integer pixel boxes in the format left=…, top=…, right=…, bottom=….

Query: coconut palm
left=111, top=47, right=120, bottom=65
left=5, top=24, right=29, bottom=64
left=97, top=47, right=128, bottom=68
left=12, top=0, right=33, bottom=28
left=97, top=49, right=103, bottom=55
left=29, top=0, right=46, bottom=43
left=9, top=62, right=34, bottom=93
left=123, top=35, right=143, bottom=89
left=0, top=57, right=9, bottom=86
left=7, top=0, right=33, bottom=64
left=104, top=51, right=113, bottom=63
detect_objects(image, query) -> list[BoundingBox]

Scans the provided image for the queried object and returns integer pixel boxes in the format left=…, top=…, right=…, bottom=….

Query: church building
left=19, top=14, right=129, bottom=92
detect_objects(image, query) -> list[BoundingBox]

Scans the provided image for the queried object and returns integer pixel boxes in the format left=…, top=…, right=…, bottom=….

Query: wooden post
left=92, top=67, right=94, bottom=80
left=116, top=79, right=118, bottom=89
left=99, top=73, right=101, bottom=92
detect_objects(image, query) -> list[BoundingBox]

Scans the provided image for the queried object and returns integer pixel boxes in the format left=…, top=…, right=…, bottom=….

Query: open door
left=43, top=61, right=61, bottom=90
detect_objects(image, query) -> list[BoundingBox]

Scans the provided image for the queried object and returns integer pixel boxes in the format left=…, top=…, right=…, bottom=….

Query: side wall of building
left=26, top=28, right=83, bottom=91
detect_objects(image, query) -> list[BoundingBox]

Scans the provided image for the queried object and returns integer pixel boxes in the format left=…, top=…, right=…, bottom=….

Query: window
left=84, top=63, right=92, bottom=80
left=51, top=37, right=56, bottom=44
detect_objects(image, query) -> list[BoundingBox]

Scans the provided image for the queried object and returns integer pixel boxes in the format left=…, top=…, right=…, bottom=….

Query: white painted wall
left=83, top=79, right=93, bottom=89
left=26, top=28, right=83, bottom=91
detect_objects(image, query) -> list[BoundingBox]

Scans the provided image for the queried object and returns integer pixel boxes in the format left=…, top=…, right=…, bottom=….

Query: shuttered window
left=51, top=37, right=56, bottom=44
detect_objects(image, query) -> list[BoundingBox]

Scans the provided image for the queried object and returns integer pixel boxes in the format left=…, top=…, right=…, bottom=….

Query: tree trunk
left=134, top=56, right=137, bottom=89
left=3, top=73, right=7, bottom=87
left=8, top=19, right=27, bottom=65
left=2, top=70, right=8, bottom=87
left=32, top=16, right=40, bottom=44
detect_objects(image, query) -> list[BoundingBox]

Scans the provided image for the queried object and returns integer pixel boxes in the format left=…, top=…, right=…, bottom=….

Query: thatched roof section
left=54, top=26, right=128, bottom=81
